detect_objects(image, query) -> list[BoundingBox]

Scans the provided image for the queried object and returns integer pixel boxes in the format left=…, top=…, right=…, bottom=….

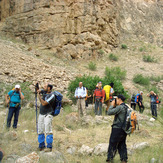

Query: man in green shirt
left=106, top=95, right=128, bottom=163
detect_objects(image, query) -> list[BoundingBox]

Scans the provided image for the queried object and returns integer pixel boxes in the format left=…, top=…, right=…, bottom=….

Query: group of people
left=130, top=90, right=159, bottom=118
left=2, top=82, right=161, bottom=163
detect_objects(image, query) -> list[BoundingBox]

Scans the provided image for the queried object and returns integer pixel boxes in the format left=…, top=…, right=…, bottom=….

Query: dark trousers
left=138, top=102, right=144, bottom=113
left=151, top=102, right=157, bottom=118
left=131, top=102, right=136, bottom=110
left=106, top=128, right=128, bottom=162
left=95, top=100, right=102, bottom=115
left=7, top=107, right=20, bottom=128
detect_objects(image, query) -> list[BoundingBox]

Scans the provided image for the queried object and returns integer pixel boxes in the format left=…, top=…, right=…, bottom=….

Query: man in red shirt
left=93, top=82, right=105, bottom=115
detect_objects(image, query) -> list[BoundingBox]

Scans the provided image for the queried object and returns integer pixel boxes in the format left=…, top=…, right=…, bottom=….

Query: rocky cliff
left=0, top=0, right=162, bottom=59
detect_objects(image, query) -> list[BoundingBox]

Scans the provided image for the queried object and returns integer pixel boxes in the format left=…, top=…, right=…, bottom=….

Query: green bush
left=143, top=55, right=157, bottom=63
left=67, top=75, right=129, bottom=104
left=109, top=53, right=118, bottom=61
left=149, top=75, right=163, bottom=82
left=98, top=49, right=104, bottom=55
left=105, top=66, right=126, bottom=80
left=121, top=44, right=127, bottom=49
left=88, top=61, right=96, bottom=71
left=139, top=46, right=147, bottom=52
left=133, top=74, right=150, bottom=85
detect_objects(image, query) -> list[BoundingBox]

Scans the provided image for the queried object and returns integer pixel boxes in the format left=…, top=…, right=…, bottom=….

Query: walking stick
left=35, top=83, right=39, bottom=133
left=3, top=104, right=9, bottom=130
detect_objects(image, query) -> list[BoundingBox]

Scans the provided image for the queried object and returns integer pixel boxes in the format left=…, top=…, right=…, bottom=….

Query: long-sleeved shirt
left=108, top=103, right=127, bottom=128
left=74, top=87, right=86, bottom=98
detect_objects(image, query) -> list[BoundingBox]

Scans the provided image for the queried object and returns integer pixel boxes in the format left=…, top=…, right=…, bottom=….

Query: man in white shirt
left=75, top=82, right=87, bottom=118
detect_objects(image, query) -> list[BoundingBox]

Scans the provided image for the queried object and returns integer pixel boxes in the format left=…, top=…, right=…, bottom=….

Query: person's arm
left=147, top=93, right=150, bottom=97
left=108, top=104, right=121, bottom=115
left=102, top=89, right=105, bottom=103
left=5, top=94, right=10, bottom=105
left=37, top=90, right=49, bottom=106
left=19, top=88, right=24, bottom=100
left=74, top=88, right=78, bottom=98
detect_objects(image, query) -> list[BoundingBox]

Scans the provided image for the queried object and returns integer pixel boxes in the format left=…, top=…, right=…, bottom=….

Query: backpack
left=51, top=91, right=63, bottom=116
left=131, top=94, right=136, bottom=102
left=122, top=104, right=137, bottom=135
left=135, top=93, right=140, bottom=103
left=155, top=95, right=161, bottom=104
left=103, top=85, right=111, bottom=102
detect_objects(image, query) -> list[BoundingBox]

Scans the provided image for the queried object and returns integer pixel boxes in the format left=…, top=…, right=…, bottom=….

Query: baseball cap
left=98, top=81, right=102, bottom=83
left=15, top=85, right=20, bottom=89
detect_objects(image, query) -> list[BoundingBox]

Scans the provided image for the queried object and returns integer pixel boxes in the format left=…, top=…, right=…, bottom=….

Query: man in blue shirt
left=147, top=91, right=157, bottom=119
left=5, top=84, right=24, bottom=129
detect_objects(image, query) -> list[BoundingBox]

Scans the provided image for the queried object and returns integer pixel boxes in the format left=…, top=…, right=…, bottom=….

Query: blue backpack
left=135, top=94, right=140, bottom=103
left=51, top=91, right=63, bottom=116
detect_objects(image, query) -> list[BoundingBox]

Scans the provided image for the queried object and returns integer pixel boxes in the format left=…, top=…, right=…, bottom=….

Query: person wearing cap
left=5, top=84, right=24, bottom=129
left=93, top=81, right=105, bottom=115
left=137, top=91, right=144, bottom=113
left=106, top=95, right=128, bottom=163
left=75, top=82, right=87, bottom=118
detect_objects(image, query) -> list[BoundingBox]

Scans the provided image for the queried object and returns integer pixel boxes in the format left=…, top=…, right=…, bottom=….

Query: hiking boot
left=37, top=147, right=45, bottom=151
left=44, top=148, right=52, bottom=152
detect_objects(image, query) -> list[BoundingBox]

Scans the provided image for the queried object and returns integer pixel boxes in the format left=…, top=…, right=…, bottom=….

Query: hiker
left=85, top=87, right=91, bottom=107
left=137, top=91, right=144, bottom=113
left=75, top=82, right=87, bottom=117
left=5, top=85, right=24, bottom=129
left=93, top=81, right=105, bottom=115
left=37, top=83, right=55, bottom=152
left=0, top=147, right=4, bottom=163
left=147, top=91, right=157, bottom=119
left=106, top=95, right=128, bottom=163
left=130, top=93, right=136, bottom=110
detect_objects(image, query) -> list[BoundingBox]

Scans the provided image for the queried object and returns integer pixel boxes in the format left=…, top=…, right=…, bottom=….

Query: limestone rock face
left=0, top=0, right=118, bottom=59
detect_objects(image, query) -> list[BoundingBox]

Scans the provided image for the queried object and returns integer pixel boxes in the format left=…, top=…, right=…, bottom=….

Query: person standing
left=75, top=82, right=87, bottom=118
left=37, top=83, right=55, bottom=152
left=147, top=91, right=157, bottom=119
left=5, top=84, right=24, bottom=129
left=106, top=95, right=128, bottom=163
left=93, top=82, right=105, bottom=115
left=130, top=93, right=136, bottom=110
left=137, top=91, right=144, bottom=113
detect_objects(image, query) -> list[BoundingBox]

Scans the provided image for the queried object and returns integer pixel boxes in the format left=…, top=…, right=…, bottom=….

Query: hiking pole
left=3, top=104, right=9, bottom=131
left=35, top=83, right=39, bottom=134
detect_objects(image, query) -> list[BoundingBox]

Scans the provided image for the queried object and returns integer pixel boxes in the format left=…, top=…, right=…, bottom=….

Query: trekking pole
left=35, top=83, right=39, bottom=134
left=3, top=104, right=9, bottom=131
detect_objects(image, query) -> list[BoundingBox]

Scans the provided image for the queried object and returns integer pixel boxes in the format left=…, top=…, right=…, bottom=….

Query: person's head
left=98, top=81, right=102, bottom=88
left=43, top=83, right=53, bottom=92
left=110, top=82, right=114, bottom=88
left=79, top=82, right=83, bottom=88
left=116, top=94, right=126, bottom=105
left=150, top=91, right=154, bottom=95
left=15, top=85, right=20, bottom=92
left=140, top=91, right=143, bottom=95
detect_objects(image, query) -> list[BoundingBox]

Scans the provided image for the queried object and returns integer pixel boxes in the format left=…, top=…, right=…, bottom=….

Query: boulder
left=40, top=151, right=66, bottom=163
left=132, top=142, right=149, bottom=150
left=66, top=146, right=76, bottom=155
left=16, top=152, right=39, bottom=163
left=78, top=145, right=93, bottom=155
left=93, top=143, right=108, bottom=155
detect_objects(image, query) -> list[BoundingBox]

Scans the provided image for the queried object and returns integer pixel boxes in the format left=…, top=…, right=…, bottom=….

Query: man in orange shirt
left=93, top=82, right=105, bottom=115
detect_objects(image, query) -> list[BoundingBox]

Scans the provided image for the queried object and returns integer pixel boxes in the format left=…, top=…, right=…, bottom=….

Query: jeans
left=106, top=128, right=128, bottom=162
left=7, top=107, right=20, bottom=128
left=95, top=100, right=102, bottom=115
left=151, top=102, right=157, bottom=118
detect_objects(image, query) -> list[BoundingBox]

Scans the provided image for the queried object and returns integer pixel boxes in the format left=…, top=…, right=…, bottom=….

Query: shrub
left=67, top=75, right=129, bottom=104
left=133, top=74, right=150, bottom=85
left=121, top=44, right=127, bottom=49
left=143, top=55, right=157, bottom=63
left=105, top=66, right=126, bottom=80
left=98, top=49, right=104, bottom=55
left=139, top=46, right=147, bottom=52
left=88, top=61, right=96, bottom=71
left=109, top=53, right=118, bottom=61
left=149, top=75, right=163, bottom=82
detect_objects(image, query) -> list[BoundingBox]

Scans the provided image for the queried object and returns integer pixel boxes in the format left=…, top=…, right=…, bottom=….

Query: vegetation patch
left=121, top=44, right=127, bottom=49
left=108, top=53, right=118, bottom=61
left=143, top=55, right=157, bottom=63
left=88, top=61, right=97, bottom=71
left=133, top=74, right=150, bottom=85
